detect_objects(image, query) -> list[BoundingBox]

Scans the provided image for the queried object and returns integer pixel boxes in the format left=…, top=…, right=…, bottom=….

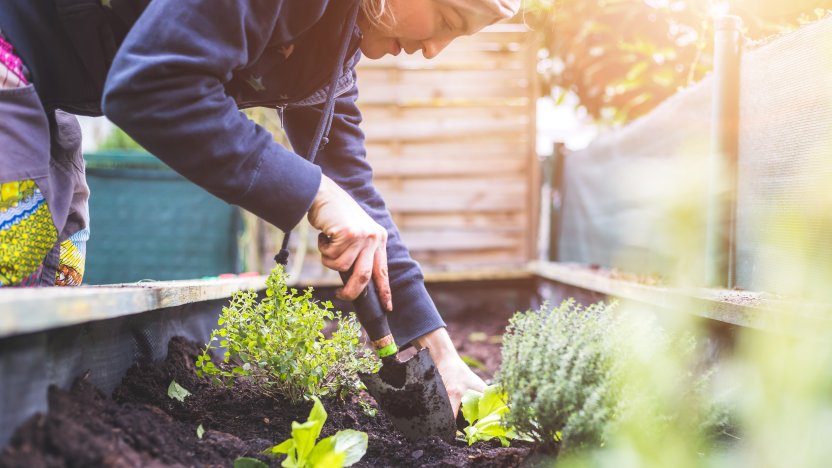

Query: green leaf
left=233, top=457, right=269, bottom=468
left=307, top=436, right=339, bottom=467
left=478, top=385, right=508, bottom=419
left=306, top=397, right=328, bottom=440
left=330, top=429, right=368, bottom=466
left=461, top=385, right=519, bottom=447
left=167, top=380, right=192, bottom=402
left=461, top=389, right=482, bottom=425
left=290, top=397, right=328, bottom=464
left=269, top=438, right=295, bottom=455
left=307, top=438, right=346, bottom=468
left=196, top=424, right=205, bottom=439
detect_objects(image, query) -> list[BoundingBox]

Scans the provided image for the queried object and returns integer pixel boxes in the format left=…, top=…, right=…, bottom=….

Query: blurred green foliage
left=97, top=126, right=145, bottom=151
left=525, top=0, right=832, bottom=124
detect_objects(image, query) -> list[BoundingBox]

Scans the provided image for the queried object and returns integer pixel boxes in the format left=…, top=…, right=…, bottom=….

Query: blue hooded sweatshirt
left=0, top=0, right=445, bottom=345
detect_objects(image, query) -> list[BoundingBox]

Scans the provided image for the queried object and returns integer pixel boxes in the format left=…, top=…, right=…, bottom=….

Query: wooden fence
left=284, top=24, right=538, bottom=281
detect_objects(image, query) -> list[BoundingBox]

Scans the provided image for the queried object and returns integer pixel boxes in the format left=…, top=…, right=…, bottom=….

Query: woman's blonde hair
left=360, top=0, right=394, bottom=27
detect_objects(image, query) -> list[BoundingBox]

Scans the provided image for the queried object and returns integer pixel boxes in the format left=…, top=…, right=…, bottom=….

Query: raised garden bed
left=0, top=280, right=534, bottom=467
left=0, top=264, right=757, bottom=466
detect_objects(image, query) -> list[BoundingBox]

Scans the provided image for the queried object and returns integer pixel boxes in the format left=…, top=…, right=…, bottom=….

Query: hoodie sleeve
left=283, top=73, right=447, bottom=345
left=102, top=0, right=322, bottom=232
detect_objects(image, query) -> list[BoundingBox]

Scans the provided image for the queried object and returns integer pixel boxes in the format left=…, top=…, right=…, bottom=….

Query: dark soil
left=1, top=310, right=530, bottom=467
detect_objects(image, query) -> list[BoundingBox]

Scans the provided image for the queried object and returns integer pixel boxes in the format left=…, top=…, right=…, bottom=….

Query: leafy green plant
left=97, top=126, right=145, bottom=151
left=267, top=396, right=368, bottom=468
left=498, top=300, right=726, bottom=454
left=461, top=384, right=523, bottom=447
left=195, top=266, right=378, bottom=402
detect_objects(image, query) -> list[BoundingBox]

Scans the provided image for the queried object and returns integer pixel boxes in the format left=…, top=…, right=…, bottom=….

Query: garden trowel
left=339, top=271, right=457, bottom=442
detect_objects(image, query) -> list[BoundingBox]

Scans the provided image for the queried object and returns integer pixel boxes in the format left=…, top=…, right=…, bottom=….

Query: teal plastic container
left=83, top=151, right=241, bottom=284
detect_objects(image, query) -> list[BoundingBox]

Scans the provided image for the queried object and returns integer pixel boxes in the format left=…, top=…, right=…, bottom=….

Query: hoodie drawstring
left=275, top=0, right=361, bottom=267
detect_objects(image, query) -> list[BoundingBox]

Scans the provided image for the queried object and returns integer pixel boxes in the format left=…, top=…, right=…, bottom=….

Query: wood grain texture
left=530, top=261, right=832, bottom=335
left=292, top=24, right=538, bottom=278
left=0, top=276, right=266, bottom=338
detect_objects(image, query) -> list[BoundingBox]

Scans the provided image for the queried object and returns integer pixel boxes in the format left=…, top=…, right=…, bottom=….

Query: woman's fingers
left=372, top=241, right=393, bottom=311
left=318, top=232, right=362, bottom=271
left=338, top=243, right=375, bottom=301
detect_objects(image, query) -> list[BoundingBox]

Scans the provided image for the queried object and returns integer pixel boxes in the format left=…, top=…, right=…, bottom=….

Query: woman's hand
left=307, top=176, right=393, bottom=311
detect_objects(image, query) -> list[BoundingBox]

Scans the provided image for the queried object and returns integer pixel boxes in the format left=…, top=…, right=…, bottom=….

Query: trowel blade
left=359, top=348, right=457, bottom=442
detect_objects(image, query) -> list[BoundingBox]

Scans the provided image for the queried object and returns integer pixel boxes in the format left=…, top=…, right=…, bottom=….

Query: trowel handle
left=339, top=271, right=398, bottom=358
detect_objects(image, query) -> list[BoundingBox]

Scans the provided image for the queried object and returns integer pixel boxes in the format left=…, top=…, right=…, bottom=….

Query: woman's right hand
left=307, top=175, right=393, bottom=311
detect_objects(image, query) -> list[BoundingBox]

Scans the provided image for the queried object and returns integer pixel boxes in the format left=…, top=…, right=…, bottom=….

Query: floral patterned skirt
left=0, top=33, right=90, bottom=287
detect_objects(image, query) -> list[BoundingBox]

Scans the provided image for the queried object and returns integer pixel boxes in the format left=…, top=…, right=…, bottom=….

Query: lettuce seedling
left=461, top=384, right=522, bottom=447
left=268, top=396, right=368, bottom=468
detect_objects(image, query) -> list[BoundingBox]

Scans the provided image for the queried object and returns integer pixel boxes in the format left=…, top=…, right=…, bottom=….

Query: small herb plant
left=196, top=266, right=378, bottom=402
left=498, top=300, right=625, bottom=452
left=461, top=384, right=523, bottom=447
left=268, top=396, right=368, bottom=468
left=499, top=300, right=726, bottom=453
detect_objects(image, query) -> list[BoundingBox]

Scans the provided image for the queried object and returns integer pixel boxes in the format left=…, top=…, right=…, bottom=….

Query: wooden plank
left=414, top=250, right=528, bottom=269
left=381, top=191, right=524, bottom=212
left=356, top=80, right=528, bottom=102
left=402, top=230, right=524, bottom=252
left=365, top=128, right=527, bottom=144
left=357, top=68, right=525, bottom=86
left=0, top=276, right=267, bottom=338
left=360, top=104, right=528, bottom=122
left=374, top=177, right=527, bottom=195
left=366, top=140, right=525, bottom=159
left=357, top=98, right=530, bottom=108
left=394, top=212, right=527, bottom=230
left=530, top=261, right=832, bottom=335
left=362, top=116, right=528, bottom=137
left=368, top=157, right=528, bottom=178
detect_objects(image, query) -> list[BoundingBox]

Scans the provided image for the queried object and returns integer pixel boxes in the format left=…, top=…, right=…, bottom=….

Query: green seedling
left=167, top=380, right=191, bottom=402
left=461, top=384, right=522, bottom=447
left=196, top=266, right=378, bottom=403
left=196, top=424, right=205, bottom=439
left=358, top=399, right=377, bottom=418
left=267, top=396, right=368, bottom=468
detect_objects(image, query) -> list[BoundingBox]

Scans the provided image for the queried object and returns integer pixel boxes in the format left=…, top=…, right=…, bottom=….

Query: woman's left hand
left=307, top=175, right=393, bottom=311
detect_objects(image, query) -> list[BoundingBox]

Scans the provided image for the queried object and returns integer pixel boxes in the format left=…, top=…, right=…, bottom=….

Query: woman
left=0, top=0, right=520, bottom=413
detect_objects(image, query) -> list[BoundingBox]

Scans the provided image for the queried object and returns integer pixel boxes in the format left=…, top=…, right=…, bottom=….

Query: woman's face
left=358, top=0, right=471, bottom=59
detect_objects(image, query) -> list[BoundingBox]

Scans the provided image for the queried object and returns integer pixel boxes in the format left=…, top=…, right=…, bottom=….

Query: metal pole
left=705, top=15, right=743, bottom=288
left=548, top=143, right=566, bottom=261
